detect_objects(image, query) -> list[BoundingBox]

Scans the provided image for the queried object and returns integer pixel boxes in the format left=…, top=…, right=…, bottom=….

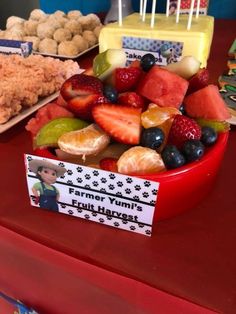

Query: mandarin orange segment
left=117, top=146, right=166, bottom=175
left=141, top=103, right=181, bottom=129
left=58, top=123, right=110, bottom=156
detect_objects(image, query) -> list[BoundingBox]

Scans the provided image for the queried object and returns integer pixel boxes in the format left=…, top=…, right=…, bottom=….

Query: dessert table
left=0, top=19, right=236, bottom=314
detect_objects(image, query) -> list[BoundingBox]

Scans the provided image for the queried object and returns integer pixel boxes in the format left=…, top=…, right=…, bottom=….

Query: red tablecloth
left=0, top=19, right=236, bottom=314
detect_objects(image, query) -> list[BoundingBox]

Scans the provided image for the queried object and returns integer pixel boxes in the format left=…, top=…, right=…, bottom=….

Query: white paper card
left=25, top=155, right=160, bottom=236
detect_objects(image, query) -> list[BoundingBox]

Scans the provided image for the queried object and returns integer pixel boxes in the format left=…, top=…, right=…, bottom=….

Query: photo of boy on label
left=28, top=159, right=67, bottom=212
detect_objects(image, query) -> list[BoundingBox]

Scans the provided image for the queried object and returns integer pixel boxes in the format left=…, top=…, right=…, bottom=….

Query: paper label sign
left=123, top=37, right=183, bottom=66
left=0, top=39, right=32, bottom=57
left=24, top=155, right=159, bottom=236
left=168, top=0, right=208, bottom=15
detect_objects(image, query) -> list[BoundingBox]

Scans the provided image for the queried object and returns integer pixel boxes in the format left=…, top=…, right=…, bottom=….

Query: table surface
left=0, top=19, right=236, bottom=314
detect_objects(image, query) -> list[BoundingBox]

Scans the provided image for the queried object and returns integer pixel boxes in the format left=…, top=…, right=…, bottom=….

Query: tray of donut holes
left=0, top=9, right=102, bottom=59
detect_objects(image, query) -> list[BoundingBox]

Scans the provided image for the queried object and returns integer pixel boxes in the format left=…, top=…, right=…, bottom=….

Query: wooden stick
left=118, top=0, right=122, bottom=26
left=151, top=0, right=157, bottom=27
left=142, top=0, right=148, bottom=21
left=196, top=0, right=201, bottom=18
left=176, top=0, right=181, bottom=23
left=166, top=0, right=170, bottom=17
left=187, top=0, right=195, bottom=30
left=140, top=0, right=144, bottom=15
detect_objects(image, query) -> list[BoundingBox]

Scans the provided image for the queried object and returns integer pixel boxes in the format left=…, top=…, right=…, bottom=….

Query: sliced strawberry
left=111, top=67, right=142, bottom=93
left=60, top=74, right=103, bottom=100
left=187, top=68, right=209, bottom=95
left=168, top=114, right=201, bottom=148
left=118, top=92, right=146, bottom=110
left=92, top=104, right=141, bottom=145
left=56, top=93, right=68, bottom=107
left=67, top=94, right=103, bottom=121
left=100, top=158, right=118, bottom=172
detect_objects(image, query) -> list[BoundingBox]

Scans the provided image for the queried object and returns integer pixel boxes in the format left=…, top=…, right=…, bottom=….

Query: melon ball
left=0, top=30, right=5, bottom=39
left=46, top=15, right=63, bottom=29
left=53, top=10, right=66, bottom=18
left=83, top=30, right=97, bottom=47
left=67, top=10, right=83, bottom=20
left=39, top=38, right=58, bottom=54
left=94, top=24, right=103, bottom=38
left=4, top=29, right=23, bottom=41
left=24, top=20, right=38, bottom=36
left=37, top=22, right=55, bottom=39
left=23, top=36, right=40, bottom=51
left=6, top=16, right=25, bottom=29
left=53, top=28, right=72, bottom=43
left=86, top=13, right=101, bottom=29
left=58, top=41, right=79, bottom=56
left=30, top=9, right=47, bottom=21
left=72, top=35, right=89, bottom=52
left=64, top=19, right=82, bottom=35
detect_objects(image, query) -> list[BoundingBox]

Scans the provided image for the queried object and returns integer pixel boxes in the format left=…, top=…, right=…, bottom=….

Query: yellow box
left=99, top=13, right=214, bottom=67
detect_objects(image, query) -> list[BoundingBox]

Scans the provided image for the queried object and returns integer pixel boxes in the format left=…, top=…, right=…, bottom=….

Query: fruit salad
left=26, top=49, right=231, bottom=175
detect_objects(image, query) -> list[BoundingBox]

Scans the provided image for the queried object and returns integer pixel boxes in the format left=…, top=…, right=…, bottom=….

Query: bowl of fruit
left=26, top=50, right=231, bottom=222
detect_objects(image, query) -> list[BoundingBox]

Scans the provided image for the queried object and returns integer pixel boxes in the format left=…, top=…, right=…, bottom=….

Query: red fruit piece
left=187, top=68, right=209, bottom=95
left=60, top=74, right=103, bottom=100
left=111, top=67, right=142, bottom=93
left=168, top=114, right=201, bottom=148
left=137, top=66, right=189, bottom=109
left=92, top=104, right=141, bottom=145
left=118, top=92, right=146, bottom=110
left=33, top=148, right=58, bottom=160
left=67, top=94, right=104, bottom=121
left=184, top=85, right=231, bottom=121
left=100, top=158, right=118, bottom=172
left=25, top=102, right=74, bottom=137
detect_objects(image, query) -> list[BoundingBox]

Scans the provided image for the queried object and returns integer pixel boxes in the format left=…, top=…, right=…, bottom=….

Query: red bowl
left=138, top=132, right=229, bottom=222
left=34, top=132, right=229, bottom=222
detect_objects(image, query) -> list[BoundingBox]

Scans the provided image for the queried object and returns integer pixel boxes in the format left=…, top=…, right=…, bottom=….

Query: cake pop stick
left=118, top=0, right=122, bottom=26
left=166, top=0, right=170, bottom=17
left=151, top=0, right=157, bottom=27
left=176, top=0, right=181, bottom=23
left=196, top=0, right=201, bottom=18
left=187, top=0, right=195, bottom=30
left=142, top=0, right=148, bottom=21
left=140, top=0, right=144, bottom=15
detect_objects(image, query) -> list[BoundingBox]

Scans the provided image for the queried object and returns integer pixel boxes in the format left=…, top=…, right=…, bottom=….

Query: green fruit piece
left=36, top=117, right=89, bottom=147
left=196, top=118, right=230, bottom=132
left=93, top=49, right=126, bottom=80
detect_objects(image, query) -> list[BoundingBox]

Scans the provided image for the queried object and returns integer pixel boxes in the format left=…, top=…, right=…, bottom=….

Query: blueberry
left=178, top=103, right=186, bottom=115
left=201, top=126, right=218, bottom=146
left=140, top=53, right=156, bottom=72
left=140, top=127, right=165, bottom=150
left=182, top=140, right=205, bottom=162
left=161, top=145, right=186, bottom=169
left=103, top=85, right=118, bottom=103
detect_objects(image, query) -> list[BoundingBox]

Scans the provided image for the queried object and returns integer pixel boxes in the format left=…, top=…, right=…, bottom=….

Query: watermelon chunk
left=184, top=85, right=231, bottom=121
left=137, top=66, right=189, bottom=109
left=25, top=102, right=74, bottom=137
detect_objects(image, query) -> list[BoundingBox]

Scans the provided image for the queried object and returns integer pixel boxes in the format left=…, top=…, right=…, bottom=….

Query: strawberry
left=60, top=74, right=103, bottom=100
left=168, top=114, right=201, bottom=148
left=118, top=92, right=146, bottom=110
left=187, top=68, right=209, bottom=95
left=67, top=94, right=103, bottom=120
left=92, top=104, right=142, bottom=145
left=130, top=60, right=141, bottom=68
left=100, top=158, right=118, bottom=172
left=111, top=67, right=142, bottom=93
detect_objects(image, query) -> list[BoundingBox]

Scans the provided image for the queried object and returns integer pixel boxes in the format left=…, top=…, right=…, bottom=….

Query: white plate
left=0, top=92, right=59, bottom=134
left=33, top=44, right=98, bottom=59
